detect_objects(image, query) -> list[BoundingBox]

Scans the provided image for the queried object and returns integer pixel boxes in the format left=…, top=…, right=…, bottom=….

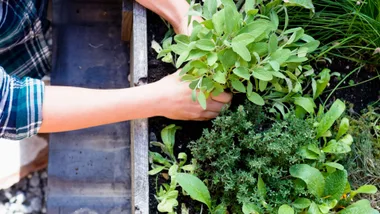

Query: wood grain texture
left=130, top=1, right=149, bottom=213
left=122, top=11, right=133, bottom=41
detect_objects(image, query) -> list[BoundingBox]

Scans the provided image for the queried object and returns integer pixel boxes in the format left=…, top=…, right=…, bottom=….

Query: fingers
left=211, top=92, right=233, bottom=103
left=206, top=100, right=225, bottom=112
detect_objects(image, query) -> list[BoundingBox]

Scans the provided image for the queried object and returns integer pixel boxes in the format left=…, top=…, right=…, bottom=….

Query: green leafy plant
left=153, top=0, right=322, bottom=111
left=149, top=125, right=196, bottom=213
left=189, top=100, right=378, bottom=213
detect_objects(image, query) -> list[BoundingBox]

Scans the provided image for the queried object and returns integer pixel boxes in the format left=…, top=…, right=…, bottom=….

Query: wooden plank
left=122, top=11, right=133, bottom=42
left=129, top=1, right=149, bottom=213
left=47, top=0, right=132, bottom=213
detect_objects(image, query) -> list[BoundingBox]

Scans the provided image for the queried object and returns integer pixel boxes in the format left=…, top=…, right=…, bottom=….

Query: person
left=0, top=0, right=232, bottom=187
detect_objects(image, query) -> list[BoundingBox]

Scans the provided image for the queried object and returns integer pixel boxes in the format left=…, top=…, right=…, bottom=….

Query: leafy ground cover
left=147, top=0, right=380, bottom=213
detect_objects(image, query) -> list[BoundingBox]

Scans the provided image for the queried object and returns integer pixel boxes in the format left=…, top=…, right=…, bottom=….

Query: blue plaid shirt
left=0, top=0, right=49, bottom=140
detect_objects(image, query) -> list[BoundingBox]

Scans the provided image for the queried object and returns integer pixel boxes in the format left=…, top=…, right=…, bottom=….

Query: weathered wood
left=48, top=0, right=132, bottom=213
left=129, top=1, right=149, bottom=213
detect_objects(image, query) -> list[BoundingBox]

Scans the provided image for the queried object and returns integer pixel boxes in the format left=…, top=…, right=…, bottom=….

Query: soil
left=146, top=10, right=380, bottom=214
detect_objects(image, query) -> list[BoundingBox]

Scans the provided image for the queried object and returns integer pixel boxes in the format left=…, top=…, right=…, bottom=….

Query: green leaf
left=224, top=5, right=238, bottom=34
left=197, top=91, right=207, bottom=110
left=284, top=0, right=315, bottom=13
left=176, top=51, right=190, bottom=68
left=242, top=203, right=260, bottom=214
left=252, top=68, right=273, bottom=81
left=244, top=0, right=254, bottom=13
left=161, top=124, right=181, bottom=159
left=303, top=40, right=320, bottom=53
left=220, top=49, right=238, bottom=68
left=233, top=67, right=251, bottom=80
left=290, top=164, right=325, bottom=197
left=214, top=204, right=227, bottom=214
left=258, top=175, right=266, bottom=198
left=203, top=0, right=217, bottom=19
left=232, top=33, right=256, bottom=46
left=151, top=40, right=162, bottom=54
left=324, top=170, right=347, bottom=201
left=336, top=118, right=349, bottom=140
left=339, top=200, right=379, bottom=214
left=212, top=9, right=225, bottom=35
left=271, top=49, right=291, bottom=65
left=149, top=151, right=171, bottom=167
left=207, top=52, right=218, bottom=66
left=354, top=185, right=378, bottom=194
left=213, top=71, right=227, bottom=84
left=148, top=165, right=166, bottom=175
left=308, top=202, right=322, bottom=214
left=293, top=198, right=311, bottom=209
left=231, top=79, right=246, bottom=93
left=314, top=69, right=330, bottom=99
left=269, top=61, right=280, bottom=71
left=322, top=140, right=351, bottom=154
left=316, top=99, right=346, bottom=138
left=232, top=42, right=251, bottom=61
left=270, top=10, right=279, bottom=30
left=268, top=34, right=278, bottom=54
left=157, top=190, right=179, bottom=213
left=174, top=34, right=190, bottom=45
left=259, top=80, right=268, bottom=92
left=294, top=97, right=315, bottom=114
left=247, top=92, right=265, bottom=106
left=323, top=162, right=344, bottom=170
left=196, top=39, right=215, bottom=51
left=176, top=173, right=212, bottom=210
left=250, top=42, right=268, bottom=56
left=239, top=20, right=271, bottom=38
left=278, top=204, right=294, bottom=214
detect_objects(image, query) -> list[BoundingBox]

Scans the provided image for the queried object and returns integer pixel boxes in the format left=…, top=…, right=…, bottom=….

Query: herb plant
left=189, top=100, right=378, bottom=213
left=153, top=0, right=322, bottom=112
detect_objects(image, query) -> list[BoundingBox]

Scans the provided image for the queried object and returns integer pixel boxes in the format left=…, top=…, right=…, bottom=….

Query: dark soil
left=147, top=10, right=380, bottom=214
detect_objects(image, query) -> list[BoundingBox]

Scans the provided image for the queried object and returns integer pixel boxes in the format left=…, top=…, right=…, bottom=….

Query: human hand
left=174, top=16, right=204, bottom=36
left=152, top=70, right=232, bottom=121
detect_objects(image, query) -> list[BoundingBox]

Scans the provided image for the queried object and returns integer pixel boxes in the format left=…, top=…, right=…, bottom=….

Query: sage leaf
left=231, top=79, right=246, bottom=92
left=308, top=202, right=322, bottom=214
left=197, top=90, right=207, bottom=110
left=323, top=162, right=344, bottom=170
left=252, top=68, right=273, bottom=81
left=232, top=33, right=256, bottom=46
left=271, top=49, right=291, bottom=65
left=259, top=80, right=268, bottom=92
left=268, top=34, right=278, bottom=54
left=278, top=204, right=294, bottom=214
left=161, top=124, right=181, bottom=159
left=176, top=51, right=190, bottom=68
left=354, top=185, right=378, bottom=194
left=233, top=67, right=251, bottom=80
left=212, top=9, right=225, bottom=35
left=232, top=42, right=251, bottom=61
left=314, top=68, right=330, bottom=99
left=290, top=164, right=325, bottom=197
left=247, top=92, right=265, bottom=106
left=316, top=99, right=346, bottom=138
left=148, top=165, right=166, bottom=175
left=203, top=0, right=217, bottom=19
left=213, top=71, right=227, bottom=84
left=322, top=140, right=351, bottom=154
left=176, top=173, right=212, bottom=210
left=336, top=118, right=349, bottom=140
left=196, top=39, right=215, bottom=51
left=269, top=61, right=280, bottom=71
left=242, top=203, right=260, bottom=214
left=207, top=52, right=218, bottom=66
left=284, top=0, right=315, bottom=13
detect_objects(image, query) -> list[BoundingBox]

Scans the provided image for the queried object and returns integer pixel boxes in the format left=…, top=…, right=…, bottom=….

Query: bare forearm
left=39, top=84, right=160, bottom=133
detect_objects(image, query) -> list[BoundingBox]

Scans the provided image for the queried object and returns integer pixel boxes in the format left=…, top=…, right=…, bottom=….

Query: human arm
left=135, top=0, right=202, bottom=35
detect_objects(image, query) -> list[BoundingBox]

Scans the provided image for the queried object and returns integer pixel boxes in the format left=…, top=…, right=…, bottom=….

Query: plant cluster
left=189, top=100, right=378, bottom=213
left=152, top=0, right=326, bottom=114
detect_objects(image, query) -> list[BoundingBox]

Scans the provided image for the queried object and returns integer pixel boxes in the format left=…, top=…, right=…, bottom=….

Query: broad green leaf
left=247, top=81, right=253, bottom=96
left=339, top=134, right=353, bottom=146
left=220, top=49, right=238, bottom=68
left=163, top=37, right=172, bottom=49
left=176, top=51, right=190, bottom=68
left=242, top=203, right=260, bottom=214
left=187, top=49, right=208, bottom=60
left=293, top=198, right=311, bottom=209
left=224, top=5, right=238, bottom=34
left=259, top=80, right=268, bottom=92
left=231, top=79, right=246, bottom=92
left=196, top=39, right=215, bottom=51
left=324, top=170, right=347, bottom=201
left=213, top=71, right=227, bottom=84
left=161, top=124, right=181, bottom=159
left=232, top=33, right=256, bottom=45
left=322, top=140, right=351, bottom=154
left=151, top=40, right=162, bottom=54
left=233, top=67, right=251, bottom=80
left=239, top=20, right=271, bottom=37
left=314, top=69, right=330, bottom=99
left=232, top=42, right=251, bottom=61
left=157, top=190, right=179, bottom=213
left=290, top=164, right=325, bottom=197
left=271, top=49, right=291, bottom=65
left=303, top=40, right=320, bottom=53
left=258, top=175, right=266, bottom=198
left=245, top=0, right=254, bottom=13
left=203, top=0, right=217, bottom=19
left=181, top=164, right=195, bottom=172
left=207, top=52, right=218, bottom=66
left=250, top=42, right=268, bottom=56
left=148, top=165, right=166, bottom=175
left=278, top=204, right=294, bottom=214
left=323, top=162, right=344, bottom=170
left=268, top=34, right=278, bottom=54
left=286, top=55, right=308, bottom=63
left=247, top=92, right=264, bottom=106
left=252, top=68, right=273, bottom=81
left=270, top=10, right=279, bottom=30
left=269, top=61, right=280, bottom=71
left=212, top=9, right=225, bottom=35
left=271, top=71, right=286, bottom=79
left=339, top=200, right=379, bottom=214
left=283, top=27, right=303, bottom=34
left=308, top=202, right=322, bottom=214
left=354, top=185, right=378, bottom=194
left=176, top=173, right=212, bottom=210
left=294, top=97, right=315, bottom=114
left=221, top=0, right=236, bottom=9
left=197, top=91, right=207, bottom=110
left=285, top=0, right=315, bottom=13
left=174, top=34, right=190, bottom=45
left=298, top=146, right=319, bottom=160
left=214, top=204, right=227, bottom=214
left=149, top=151, right=171, bottom=167
left=336, top=118, right=349, bottom=140
left=316, top=99, right=346, bottom=138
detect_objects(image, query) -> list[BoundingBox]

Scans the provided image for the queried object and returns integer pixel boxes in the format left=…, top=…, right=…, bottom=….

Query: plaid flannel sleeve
left=0, top=66, right=44, bottom=140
